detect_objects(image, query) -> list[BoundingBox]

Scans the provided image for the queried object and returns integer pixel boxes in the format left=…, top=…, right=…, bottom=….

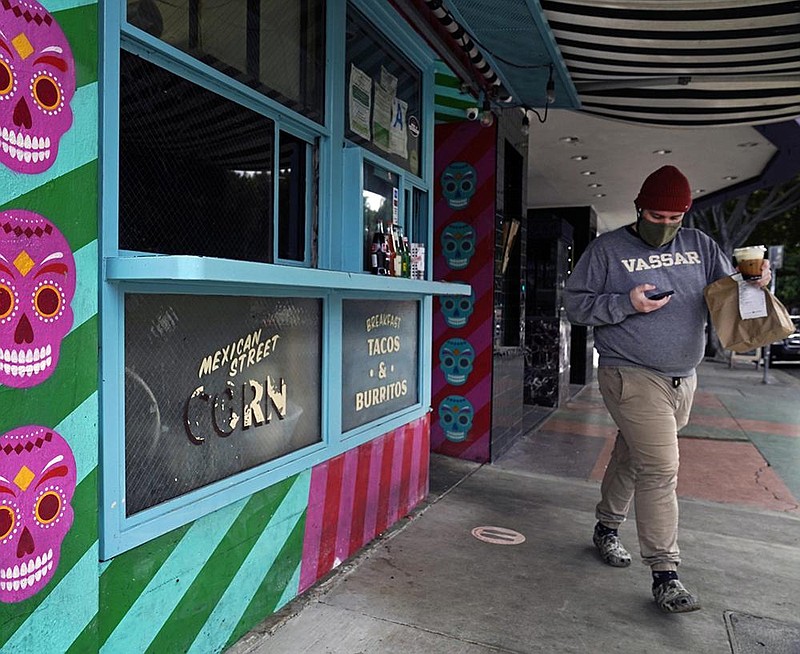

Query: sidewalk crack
left=755, top=465, right=800, bottom=512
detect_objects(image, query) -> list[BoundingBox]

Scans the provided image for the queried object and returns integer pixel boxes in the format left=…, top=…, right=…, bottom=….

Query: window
left=278, top=132, right=310, bottom=262
left=104, top=2, right=329, bottom=555
left=345, top=5, right=422, bottom=175
left=124, top=294, right=322, bottom=515
left=127, top=0, right=326, bottom=122
left=119, top=51, right=275, bottom=262
left=104, top=0, right=440, bottom=557
left=118, top=47, right=318, bottom=265
left=361, top=161, right=399, bottom=272
left=408, top=188, right=428, bottom=248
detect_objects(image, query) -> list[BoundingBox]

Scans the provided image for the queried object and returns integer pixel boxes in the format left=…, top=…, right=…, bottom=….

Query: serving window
left=126, top=0, right=326, bottom=123
left=119, top=51, right=276, bottom=261
left=103, top=0, right=445, bottom=558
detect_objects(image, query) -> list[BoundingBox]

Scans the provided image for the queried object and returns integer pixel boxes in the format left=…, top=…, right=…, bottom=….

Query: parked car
left=770, top=316, right=800, bottom=362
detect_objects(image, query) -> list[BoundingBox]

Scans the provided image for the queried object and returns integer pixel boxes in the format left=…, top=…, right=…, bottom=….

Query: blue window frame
left=100, top=0, right=462, bottom=558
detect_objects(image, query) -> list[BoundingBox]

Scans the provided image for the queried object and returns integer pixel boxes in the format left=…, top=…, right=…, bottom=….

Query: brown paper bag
left=703, top=275, right=795, bottom=353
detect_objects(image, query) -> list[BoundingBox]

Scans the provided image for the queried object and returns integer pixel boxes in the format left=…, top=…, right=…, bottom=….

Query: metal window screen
left=119, top=50, right=274, bottom=262
left=126, top=0, right=326, bottom=122
left=278, top=133, right=309, bottom=261
left=124, top=293, right=322, bottom=515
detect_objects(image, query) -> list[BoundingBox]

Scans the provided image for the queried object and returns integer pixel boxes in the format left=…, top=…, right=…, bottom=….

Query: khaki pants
left=596, top=366, right=697, bottom=571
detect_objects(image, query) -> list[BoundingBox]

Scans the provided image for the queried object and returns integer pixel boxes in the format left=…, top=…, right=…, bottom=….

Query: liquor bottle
left=401, top=234, right=411, bottom=278
left=385, top=220, right=397, bottom=276
left=392, top=224, right=404, bottom=277
left=370, top=220, right=388, bottom=275
left=395, top=227, right=405, bottom=277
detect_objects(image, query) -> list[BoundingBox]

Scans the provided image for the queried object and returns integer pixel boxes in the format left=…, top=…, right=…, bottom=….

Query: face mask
left=637, top=216, right=682, bottom=247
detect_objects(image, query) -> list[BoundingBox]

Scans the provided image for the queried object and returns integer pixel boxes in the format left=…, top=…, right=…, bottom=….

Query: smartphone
left=647, top=290, right=675, bottom=301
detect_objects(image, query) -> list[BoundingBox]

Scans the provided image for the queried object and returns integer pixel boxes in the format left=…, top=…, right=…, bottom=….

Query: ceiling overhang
left=526, top=110, right=780, bottom=232
left=407, top=0, right=800, bottom=231
left=398, top=0, right=580, bottom=110
left=423, top=0, right=800, bottom=127
left=539, top=0, right=800, bottom=128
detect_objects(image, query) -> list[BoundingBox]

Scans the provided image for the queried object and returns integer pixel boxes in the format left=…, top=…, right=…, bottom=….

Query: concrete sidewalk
left=229, top=360, right=800, bottom=654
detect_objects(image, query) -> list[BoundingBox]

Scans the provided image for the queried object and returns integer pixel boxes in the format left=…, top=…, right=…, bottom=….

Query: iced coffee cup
left=733, top=245, right=766, bottom=279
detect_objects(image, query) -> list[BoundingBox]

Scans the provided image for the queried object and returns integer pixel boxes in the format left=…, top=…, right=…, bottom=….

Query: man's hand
left=630, top=284, right=672, bottom=313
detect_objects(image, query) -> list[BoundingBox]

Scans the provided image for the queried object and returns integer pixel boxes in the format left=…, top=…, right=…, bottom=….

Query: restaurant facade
left=0, top=0, right=559, bottom=650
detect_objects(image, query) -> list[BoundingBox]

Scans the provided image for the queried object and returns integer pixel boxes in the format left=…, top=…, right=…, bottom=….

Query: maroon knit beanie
left=634, top=165, right=692, bottom=212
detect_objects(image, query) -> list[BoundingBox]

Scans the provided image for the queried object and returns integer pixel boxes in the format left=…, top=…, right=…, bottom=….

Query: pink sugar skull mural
left=0, top=0, right=76, bottom=174
left=0, top=210, right=75, bottom=387
left=0, top=426, right=76, bottom=603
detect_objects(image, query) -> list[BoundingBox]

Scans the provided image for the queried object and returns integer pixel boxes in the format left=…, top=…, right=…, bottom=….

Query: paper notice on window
left=389, top=97, right=408, bottom=158
left=349, top=64, right=372, bottom=141
left=372, top=82, right=392, bottom=152
left=737, top=277, right=768, bottom=319
left=380, top=66, right=398, bottom=95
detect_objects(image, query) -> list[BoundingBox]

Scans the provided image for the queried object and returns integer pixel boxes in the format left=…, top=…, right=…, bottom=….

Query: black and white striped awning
left=539, top=0, right=800, bottom=127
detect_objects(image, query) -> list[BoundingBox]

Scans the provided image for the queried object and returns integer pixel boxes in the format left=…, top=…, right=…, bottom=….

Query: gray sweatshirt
left=564, top=225, right=733, bottom=377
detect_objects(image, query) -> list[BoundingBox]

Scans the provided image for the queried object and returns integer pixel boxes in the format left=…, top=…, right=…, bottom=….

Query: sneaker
left=593, top=524, right=632, bottom=567
left=653, top=579, right=701, bottom=613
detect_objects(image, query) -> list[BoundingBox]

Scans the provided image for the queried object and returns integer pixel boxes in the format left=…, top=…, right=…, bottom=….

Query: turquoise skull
left=440, top=287, right=474, bottom=328
left=439, top=337, right=475, bottom=386
left=441, top=222, right=475, bottom=270
left=441, top=162, right=477, bottom=210
left=438, top=395, right=474, bottom=442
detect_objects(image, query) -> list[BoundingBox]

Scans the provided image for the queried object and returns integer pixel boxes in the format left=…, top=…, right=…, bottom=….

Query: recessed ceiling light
left=653, top=149, right=672, bottom=155
left=571, top=155, right=588, bottom=161
left=594, top=193, right=606, bottom=198
left=581, top=170, right=596, bottom=176
left=723, top=175, right=738, bottom=180
left=738, top=142, right=759, bottom=148
left=559, top=136, right=580, bottom=143
left=588, top=183, right=602, bottom=188
left=693, top=188, right=705, bottom=194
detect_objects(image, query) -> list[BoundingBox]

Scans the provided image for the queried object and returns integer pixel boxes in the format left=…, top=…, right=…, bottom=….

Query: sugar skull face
left=0, top=426, right=76, bottom=603
left=439, top=337, right=474, bottom=386
left=441, top=162, right=476, bottom=210
left=441, top=222, right=475, bottom=270
left=0, top=210, right=75, bottom=388
left=438, top=395, right=473, bottom=442
left=0, top=0, right=76, bottom=174
left=440, top=286, right=474, bottom=329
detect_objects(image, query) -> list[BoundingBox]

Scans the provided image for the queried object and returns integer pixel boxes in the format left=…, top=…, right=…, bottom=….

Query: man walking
left=563, top=165, right=770, bottom=613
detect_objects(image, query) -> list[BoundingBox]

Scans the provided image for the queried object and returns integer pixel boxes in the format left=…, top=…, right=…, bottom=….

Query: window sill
left=105, top=255, right=469, bottom=295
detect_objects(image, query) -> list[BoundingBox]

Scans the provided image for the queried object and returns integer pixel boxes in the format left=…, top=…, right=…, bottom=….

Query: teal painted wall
left=0, top=1, right=100, bottom=652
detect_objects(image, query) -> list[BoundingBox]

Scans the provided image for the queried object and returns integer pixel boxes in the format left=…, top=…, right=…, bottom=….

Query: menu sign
left=342, top=300, right=419, bottom=432
left=124, top=294, right=322, bottom=515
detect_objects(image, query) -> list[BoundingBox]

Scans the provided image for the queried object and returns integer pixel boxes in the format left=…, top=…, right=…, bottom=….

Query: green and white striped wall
left=89, top=474, right=309, bottom=653
left=434, top=60, right=477, bottom=124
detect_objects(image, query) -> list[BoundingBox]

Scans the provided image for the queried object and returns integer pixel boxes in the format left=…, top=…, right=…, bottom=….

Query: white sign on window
left=349, top=64, right=372, bottom=141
